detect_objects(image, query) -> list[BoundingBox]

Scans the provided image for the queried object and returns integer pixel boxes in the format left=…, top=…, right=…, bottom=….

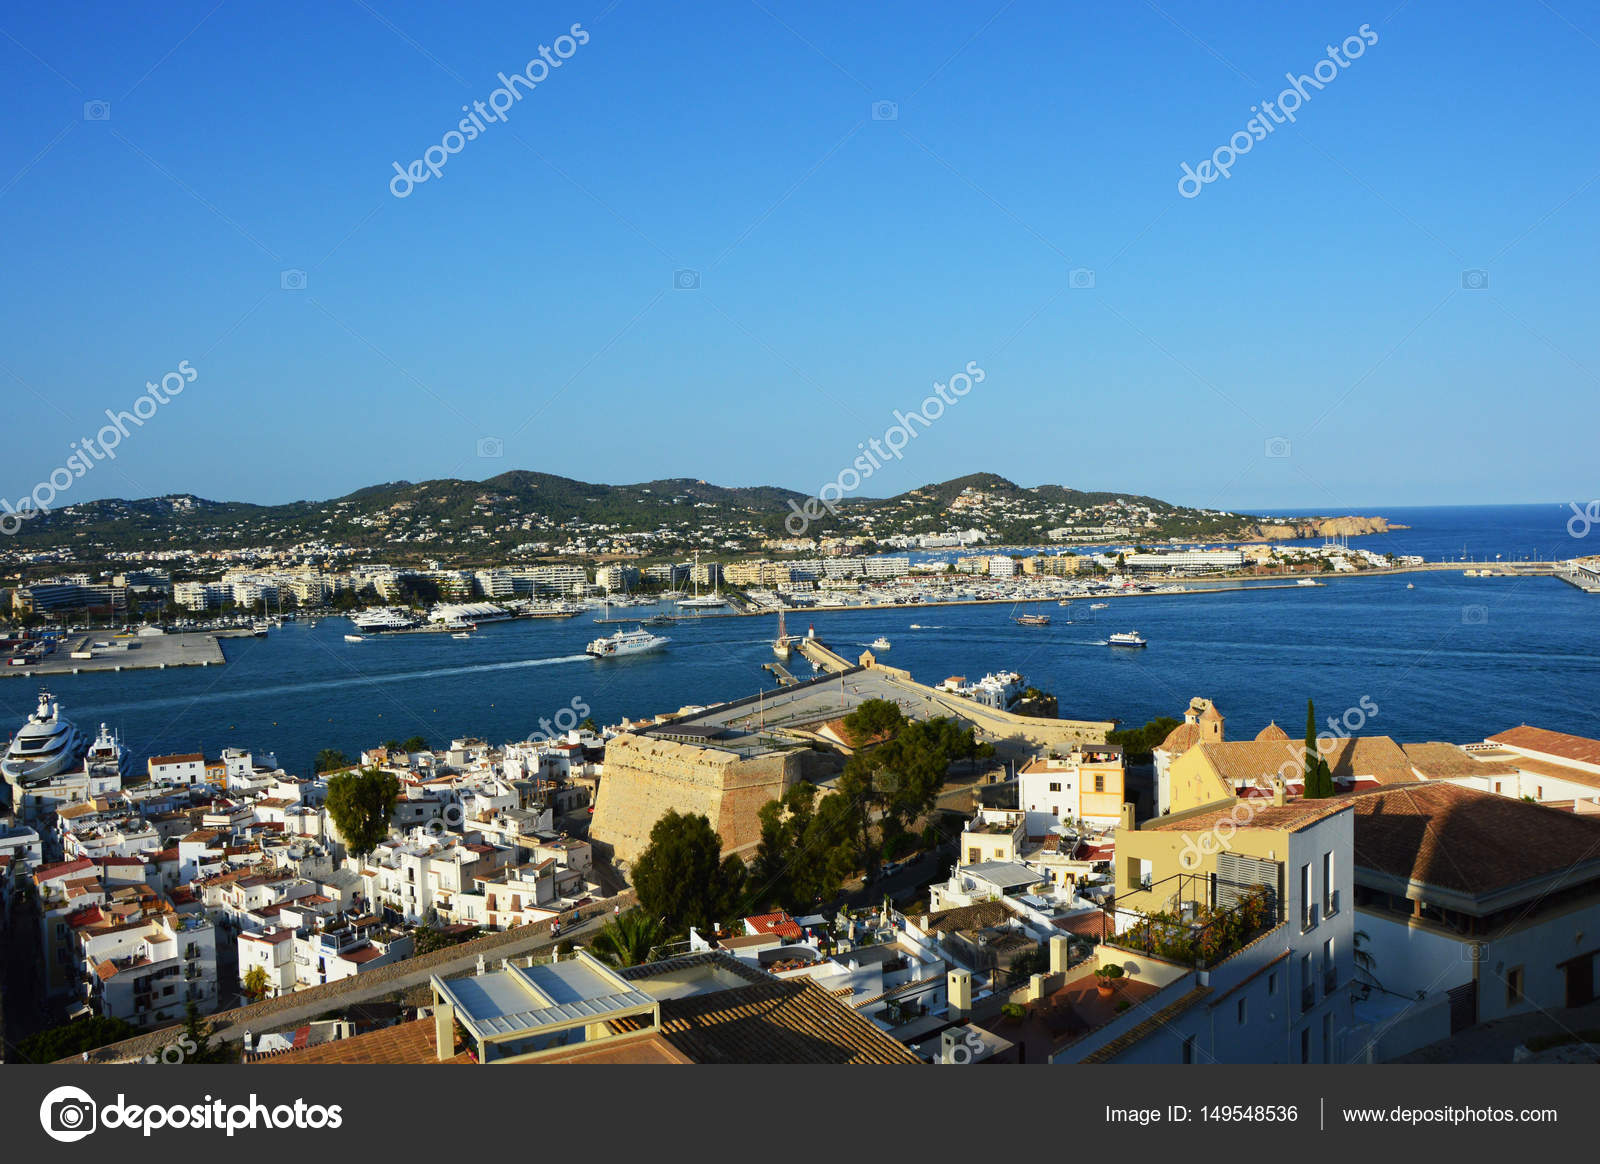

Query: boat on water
left=451, top=632, right=473, bottom=640
left=251, top=620, right=270, bottom=637
left=1296, top=579, right=1320, bottom=587
left=1406, top=582, right=1415, bottom=589
left=909, top=623, right=924, bottom=629
left=1089, top=602, right=1109, bottom=610
left=773, top=609, right=792, bottom=658
left=351, top=607, right=421, bottom=633
left=344, top=634, right=366, bottom=643
left=1014, top=613, right=1051, bottom=626
left=870, top=636, right=892, bottom=650
left=1108, top=631, right=1147, bottom=648
left=642, top=613, right=674, bottom=626
left=586, top=628, right=670, bottom=658
left=3, top=690, right=87, bottom=788
left=83, top=720, right=132, bottom=783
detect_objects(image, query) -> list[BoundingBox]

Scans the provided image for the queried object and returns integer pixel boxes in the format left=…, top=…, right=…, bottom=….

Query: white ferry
left=1108, top=631, right=1147, bottom=648
left=586, top=628, right=669, bottom=658
left=870, top=636, right=892, bottom=650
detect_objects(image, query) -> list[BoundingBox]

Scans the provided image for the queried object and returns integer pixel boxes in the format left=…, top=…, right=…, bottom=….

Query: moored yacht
left=586, top=628, right=669, bottom=658
left=3, top=691, right=87, bottom=788
left=83, top=721, right=132, bottom=783
left=350, top=607, right=421, bottom=633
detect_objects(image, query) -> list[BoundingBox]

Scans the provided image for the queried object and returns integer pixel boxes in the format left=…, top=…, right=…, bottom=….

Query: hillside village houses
left=8, top=723, right=607, bottom=1028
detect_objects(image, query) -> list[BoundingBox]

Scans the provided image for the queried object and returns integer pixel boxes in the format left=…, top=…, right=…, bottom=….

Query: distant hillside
left=0, top=469, right=1366, bottom=564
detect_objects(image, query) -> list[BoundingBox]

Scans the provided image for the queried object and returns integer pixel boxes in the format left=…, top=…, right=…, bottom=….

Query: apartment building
left=1018, top=744, right=1128, bottom=831
left=82, top=912, right=217, bottom=1028
left=1091, top=794, right=1356, bottom=1063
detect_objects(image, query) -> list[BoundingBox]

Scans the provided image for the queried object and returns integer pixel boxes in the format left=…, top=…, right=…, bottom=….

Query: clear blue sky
left=2, top=0, right=1595, bottom=515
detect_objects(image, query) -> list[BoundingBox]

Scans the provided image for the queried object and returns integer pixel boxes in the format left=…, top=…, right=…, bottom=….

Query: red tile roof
left=1351, top=782, right=1600, bottom=898
left=745, top=911, right=804, bottom=939
left=1488, top=725, right=1600, bottom=768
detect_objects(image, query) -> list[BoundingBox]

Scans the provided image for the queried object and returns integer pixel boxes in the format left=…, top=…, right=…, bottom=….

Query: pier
left=2, top=630, right=227, bottom=678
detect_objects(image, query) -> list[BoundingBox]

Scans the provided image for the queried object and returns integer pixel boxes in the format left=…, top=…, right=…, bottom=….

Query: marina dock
left=2, top=630, right=227, bottom=677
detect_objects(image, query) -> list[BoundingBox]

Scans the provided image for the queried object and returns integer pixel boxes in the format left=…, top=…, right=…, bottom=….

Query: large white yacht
left=586, top=628, right=669, bottom=658
left=83, top=721, right=132, bottom=782
left=3, top=691, right=87, bottom=788
left=350, top=607, right=421, bottom=633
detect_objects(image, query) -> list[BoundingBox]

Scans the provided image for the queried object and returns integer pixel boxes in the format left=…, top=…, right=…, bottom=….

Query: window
left=1507, top=967, right=1524, bottom=1006
left=1181, top=1035, right=1195, bottom=1064
left=1267, top=971, right=1278, bottom=996
left=1049, top=782, right=1061, bottom=792
left=968, top=848, right=981, bottom=864
left=1301, top=862, right=1317, bottom=931
left=1094, top=774, right=1105, bottom=793
left=1237, top=997, right=1248, bottom=1025
left=1323, top=937, right=1336, bottom=993
left=1300, top=952, right=1315, bottom=1013
left=1323, top=850, right=1337, bottom=915
left=1300, top=1027, right=1311, bottom=1063
left=1322, top=1013, right=1334, bottom=1063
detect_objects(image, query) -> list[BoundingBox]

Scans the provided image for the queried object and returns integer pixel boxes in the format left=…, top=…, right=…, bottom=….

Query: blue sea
left=5, top=505, right=1596, bottom=776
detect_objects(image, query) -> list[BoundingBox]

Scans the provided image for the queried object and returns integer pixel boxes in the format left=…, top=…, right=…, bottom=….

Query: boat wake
left=84, top=655, right=592, bottom=716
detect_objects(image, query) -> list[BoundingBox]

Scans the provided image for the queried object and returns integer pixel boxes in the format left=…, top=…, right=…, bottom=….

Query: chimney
left=948, top=969, right=973, bottom=1020
left=1120, top=803, right=1136, bottom=830
left=1048, top=933, right=1070, bottom=974
left=434, top=1002, right=455, bottom=1061
left=1271, top=778, right=1287, bottom=807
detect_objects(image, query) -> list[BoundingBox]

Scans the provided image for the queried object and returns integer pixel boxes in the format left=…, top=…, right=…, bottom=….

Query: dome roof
left=1256, top=721, right=1290, bottom=742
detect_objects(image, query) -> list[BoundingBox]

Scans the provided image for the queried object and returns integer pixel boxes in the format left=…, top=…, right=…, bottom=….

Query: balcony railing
left=1107, top=884, right=1280, bottom=969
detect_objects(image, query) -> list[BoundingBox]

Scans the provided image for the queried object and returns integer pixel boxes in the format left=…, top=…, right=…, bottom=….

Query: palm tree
left=241, top=964, right=271, bottom=1002
left=590, top=909, right=666, bottom=968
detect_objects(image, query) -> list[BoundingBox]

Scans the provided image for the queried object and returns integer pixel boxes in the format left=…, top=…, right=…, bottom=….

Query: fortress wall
left=590, top=733, right=801, bottom=865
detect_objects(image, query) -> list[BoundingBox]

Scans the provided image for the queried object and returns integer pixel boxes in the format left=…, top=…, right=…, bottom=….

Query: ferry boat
left=1013, top=613, right=1051, bottom=626
left=344, top=634, right=366, bottom=643
left=870, top=636, right=892, bottom=650
left=3, top=691, right=87, bottom=787
left=350, top=608, right=421, bottom=633
left=1109, top=631, right=1147, bottom=648
left=586, top=628, right=669, bottom=658
left=251, top=620, right=271, bottom=637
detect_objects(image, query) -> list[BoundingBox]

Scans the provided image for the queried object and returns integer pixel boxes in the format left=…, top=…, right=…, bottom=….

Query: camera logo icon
left=1069, top=268, right=1095, bottom=289
left=1461, top=604, right=1488, bottom=625
left=83, top=100, right=111, bottom=121
left=673, top=269, right=700, bottom=290
left=1264, top=436, right=1292, bottom=458
left=280, top=269, right=307, bottom=291
left=1461, top=269, right=1489, bottom=290
left=40, top=1085, right=97, bottom=1143
left=476, top=436, right=504, bottom=458
left=871, top=100, right=898, bottom=121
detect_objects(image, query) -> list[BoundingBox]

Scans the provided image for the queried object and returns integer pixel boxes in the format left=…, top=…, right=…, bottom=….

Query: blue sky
left=1, top=0, right=1596, bottom=514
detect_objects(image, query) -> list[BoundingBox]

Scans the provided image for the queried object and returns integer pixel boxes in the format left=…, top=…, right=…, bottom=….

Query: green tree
left=590, top=909, right=666, bottom=967
left=401, top=736, right=431, bottom=753
left=173, top=1001, right=233, bottom=1064
left=1107, top=716, right=1182, bottom=764
left=1303, top=700, right=1334, bottom=798
left=241, top=964, right=271, bottom=1002
left=842, top=698, right=907, bottom=745
left=325, top=766, right=401, bottom=857
left=631, top=810, right=746, bottom=934
left=17, top=1015, right=138, bottom=1063
left=414, top=925, right=478, bottom=955
left=314, top=748, right=351, bottom=773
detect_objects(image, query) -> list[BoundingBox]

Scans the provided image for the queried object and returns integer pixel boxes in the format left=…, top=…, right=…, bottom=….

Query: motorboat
left=586, top=628, right=669, bottom=658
